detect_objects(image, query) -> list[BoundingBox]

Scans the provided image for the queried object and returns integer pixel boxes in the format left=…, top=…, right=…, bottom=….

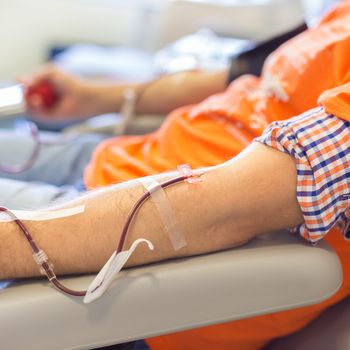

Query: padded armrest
left=0, top=231, right=342, bottom=350
left=63, top=113, right=165, bottom=136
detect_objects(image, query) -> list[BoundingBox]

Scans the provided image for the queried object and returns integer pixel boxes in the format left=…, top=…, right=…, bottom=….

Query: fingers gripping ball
left=26, top=80, right=60, bottom=109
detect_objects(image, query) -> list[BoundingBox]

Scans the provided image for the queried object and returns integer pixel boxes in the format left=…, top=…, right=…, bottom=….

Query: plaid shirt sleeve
left=254, top=107, right=350, bottom=244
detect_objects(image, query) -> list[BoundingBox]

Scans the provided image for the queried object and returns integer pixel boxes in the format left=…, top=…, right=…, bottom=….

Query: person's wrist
left=72, top=80, right=106, bottom=117
left=83, top=82, right=126, bottom=116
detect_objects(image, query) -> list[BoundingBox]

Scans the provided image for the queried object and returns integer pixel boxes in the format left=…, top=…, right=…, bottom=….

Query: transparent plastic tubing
left=0, top=173, right=193, bottom=297
left=0, top=122, right=41, bottom=174
left=0, top=121, right=75, bottom=174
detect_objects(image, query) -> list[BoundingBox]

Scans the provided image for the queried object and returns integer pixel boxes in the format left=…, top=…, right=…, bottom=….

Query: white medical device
left=0, top=85, right=25, bottom=117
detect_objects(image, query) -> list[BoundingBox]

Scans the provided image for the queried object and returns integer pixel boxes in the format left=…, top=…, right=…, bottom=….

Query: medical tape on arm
left=0, top=205, right=85, bottom=222
left=84, top=176, right=187, bottom=303
left=84, top=172, right=195, bottom=304
left=138, top=176, right=187, bottom=251
left=84, top=174, right=189, bottom=303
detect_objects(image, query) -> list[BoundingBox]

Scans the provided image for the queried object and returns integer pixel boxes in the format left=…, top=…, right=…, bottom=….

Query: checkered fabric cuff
left=254, top=107, right=350, bottom=244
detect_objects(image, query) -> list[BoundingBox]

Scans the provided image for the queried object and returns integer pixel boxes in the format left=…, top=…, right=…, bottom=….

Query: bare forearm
left=0, top=143, right=303, bottom=279
left=85, top=70, right=229, bottom=116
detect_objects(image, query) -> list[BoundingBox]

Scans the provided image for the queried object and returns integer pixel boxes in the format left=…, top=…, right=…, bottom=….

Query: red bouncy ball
left=25, top=80, right=59, bottom=109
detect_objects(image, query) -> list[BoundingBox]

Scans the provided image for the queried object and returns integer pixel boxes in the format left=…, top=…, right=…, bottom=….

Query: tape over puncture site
left=138, top=176, right=187, bottom=251
left=84, top=165, right=200, bottom=303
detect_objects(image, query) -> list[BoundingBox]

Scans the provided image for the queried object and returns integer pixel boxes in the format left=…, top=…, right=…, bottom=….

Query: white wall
left=0, top=0, right=306, bottom=80
left=0, top=0, right=161, bottom=79
left=152, top=0, right=305, bottom=51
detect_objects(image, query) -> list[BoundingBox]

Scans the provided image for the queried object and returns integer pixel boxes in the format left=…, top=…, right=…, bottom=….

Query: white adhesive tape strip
left=139, top=177, right=187, bottom=251
left=84, top=238, right=154, bottom=304
left=0, top=205, right=85, bottom=222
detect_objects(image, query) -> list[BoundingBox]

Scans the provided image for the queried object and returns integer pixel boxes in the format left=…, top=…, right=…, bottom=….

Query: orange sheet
left=84, top=2, right=350, bottom=349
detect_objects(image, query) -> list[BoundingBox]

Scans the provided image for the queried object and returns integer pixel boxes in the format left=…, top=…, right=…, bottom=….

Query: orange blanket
left=84, top=2, right=350, bottom=349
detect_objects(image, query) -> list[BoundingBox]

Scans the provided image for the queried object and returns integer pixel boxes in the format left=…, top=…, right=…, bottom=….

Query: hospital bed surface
left=0, top=231, right=342, bottom=350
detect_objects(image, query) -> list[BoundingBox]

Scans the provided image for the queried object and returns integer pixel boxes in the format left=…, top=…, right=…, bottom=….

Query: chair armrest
left=63, top=113, right=165, bottom=136
left=0, top=231, right=342, bottom=350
